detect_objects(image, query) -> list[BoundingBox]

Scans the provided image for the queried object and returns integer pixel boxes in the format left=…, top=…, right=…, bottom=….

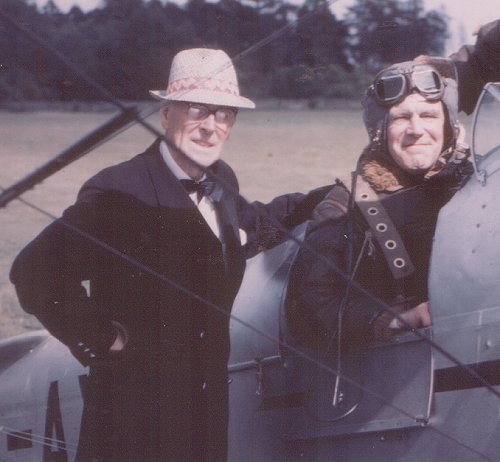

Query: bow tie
left=180, top=179, right=218, bottom=202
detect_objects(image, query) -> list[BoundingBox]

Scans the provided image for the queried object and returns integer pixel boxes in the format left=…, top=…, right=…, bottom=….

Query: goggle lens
left=375, top=74, right=405, bottom=103
left=373, top=65, right=444, bottom=105
left=412, top=68, right=442, bottom=95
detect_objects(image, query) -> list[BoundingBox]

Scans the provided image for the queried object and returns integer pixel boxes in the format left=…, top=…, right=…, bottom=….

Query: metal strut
left=0, top=107, right=138, bottom=208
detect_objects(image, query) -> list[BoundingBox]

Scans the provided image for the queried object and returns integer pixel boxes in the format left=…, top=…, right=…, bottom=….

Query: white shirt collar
left=159, top=141, right=245, bottom=244
left=160, top=140, right=206, bottom=181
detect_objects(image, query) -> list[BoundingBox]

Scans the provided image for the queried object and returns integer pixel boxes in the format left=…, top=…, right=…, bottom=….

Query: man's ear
left=160, top=104, right=169, bottom=130
left=226, top=114, right=237, bottom=139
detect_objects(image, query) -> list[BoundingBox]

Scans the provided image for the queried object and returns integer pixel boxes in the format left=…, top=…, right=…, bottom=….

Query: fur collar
left=359, top=146, right=459, bottom=193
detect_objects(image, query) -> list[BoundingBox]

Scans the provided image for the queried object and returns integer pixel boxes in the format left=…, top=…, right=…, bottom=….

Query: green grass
left=0, top=108, right=368, bottom=339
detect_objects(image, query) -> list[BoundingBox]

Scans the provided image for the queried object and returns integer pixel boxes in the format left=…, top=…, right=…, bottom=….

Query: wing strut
left=0, top=107, right=138, bottom=208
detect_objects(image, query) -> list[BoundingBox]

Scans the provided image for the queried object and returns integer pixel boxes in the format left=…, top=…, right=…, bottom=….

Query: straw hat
left=149, top=48, right=255, bottom=109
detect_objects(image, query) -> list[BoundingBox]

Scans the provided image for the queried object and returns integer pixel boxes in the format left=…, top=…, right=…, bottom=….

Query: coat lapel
left=144, top=140, right=242, bottom=257
left=207, top=165, right=240, bottom=246
left=211, top=180, right=244, bottom=276
left=143, top=141, right=195, bottom=210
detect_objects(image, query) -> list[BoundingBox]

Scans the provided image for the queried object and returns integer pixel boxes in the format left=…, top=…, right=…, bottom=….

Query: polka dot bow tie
left=180, top=179, right=220, bottom=202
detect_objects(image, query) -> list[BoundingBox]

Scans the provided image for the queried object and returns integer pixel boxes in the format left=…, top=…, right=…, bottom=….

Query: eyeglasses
left=371, top=64, right=445, bottom=106
left=182, top=102, right=237, bottom=126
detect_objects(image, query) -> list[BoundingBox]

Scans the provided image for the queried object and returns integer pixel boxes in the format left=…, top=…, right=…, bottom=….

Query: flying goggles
left=371, top=64, right=445, bottom=106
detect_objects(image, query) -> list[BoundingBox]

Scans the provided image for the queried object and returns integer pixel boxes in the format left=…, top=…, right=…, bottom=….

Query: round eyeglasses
left=371, top=64, right=445, bottom=106
left=183, top=102, right=238, bottom=126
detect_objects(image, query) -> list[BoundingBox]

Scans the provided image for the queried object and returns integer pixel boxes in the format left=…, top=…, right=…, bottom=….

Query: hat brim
left=149, top=89, right=255, bottom=109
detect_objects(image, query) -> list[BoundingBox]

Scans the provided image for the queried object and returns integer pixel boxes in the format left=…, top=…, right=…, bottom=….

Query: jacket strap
left=353, top=175, right=415, bottom=280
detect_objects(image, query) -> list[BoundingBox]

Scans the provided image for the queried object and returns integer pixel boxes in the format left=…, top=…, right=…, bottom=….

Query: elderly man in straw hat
left=10, top=48, right=329, bottom=461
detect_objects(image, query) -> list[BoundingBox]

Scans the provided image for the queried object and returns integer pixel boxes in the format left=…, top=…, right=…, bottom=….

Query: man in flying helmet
left=287, top=56, right=472, bottom=349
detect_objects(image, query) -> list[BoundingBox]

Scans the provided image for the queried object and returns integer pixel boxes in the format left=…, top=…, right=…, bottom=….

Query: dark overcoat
left=11, top=140, right=322, bottom=461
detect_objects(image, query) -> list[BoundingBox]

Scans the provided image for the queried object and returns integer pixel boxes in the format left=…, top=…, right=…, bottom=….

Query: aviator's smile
left=403, top=142, right=432, bottom=149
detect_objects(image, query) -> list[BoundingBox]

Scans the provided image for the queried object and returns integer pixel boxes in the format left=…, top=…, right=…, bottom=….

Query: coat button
left=199, top=331, right=205, bottom=339
left=202, top=382, right=208, bottom=391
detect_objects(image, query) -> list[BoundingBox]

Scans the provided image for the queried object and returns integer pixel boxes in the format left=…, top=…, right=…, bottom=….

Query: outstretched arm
left=451, top=19, right=500, bottom=114
left=238, top=184, right=333, bottom=256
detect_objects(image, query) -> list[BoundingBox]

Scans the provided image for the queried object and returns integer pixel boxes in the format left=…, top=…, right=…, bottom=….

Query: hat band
left=166, top=77, right=239, bottom=97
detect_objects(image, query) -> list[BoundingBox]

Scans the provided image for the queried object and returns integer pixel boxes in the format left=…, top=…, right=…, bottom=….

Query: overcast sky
left=35, top=0, right=498, bottom=53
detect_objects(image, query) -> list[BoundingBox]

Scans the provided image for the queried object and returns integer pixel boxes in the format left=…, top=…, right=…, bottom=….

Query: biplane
left=1, top=4, right=500, bottom=461
left=0, top=83, right=499, bottom=462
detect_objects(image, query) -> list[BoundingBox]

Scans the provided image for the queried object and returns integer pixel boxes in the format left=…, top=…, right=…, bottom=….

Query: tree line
left=0, top=0, right=449, bottom=102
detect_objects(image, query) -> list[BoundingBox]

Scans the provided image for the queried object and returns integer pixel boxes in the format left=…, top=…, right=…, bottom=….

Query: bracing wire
left=0, top=426, right=78, bottom=455
left=1, top=187, right=495, bottom=462
left=3, top=0, right=500, bottom=424
left=0, top=2, right=498, bottom=461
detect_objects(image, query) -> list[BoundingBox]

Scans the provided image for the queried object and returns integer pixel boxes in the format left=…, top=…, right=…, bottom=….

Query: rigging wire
left=0, top=426, right=77, bottom=455
left=2, top=187, right=495, bottom=462
left=3, top=0, right=500, bottom=423
left=0, top=3, right=499, bottom=460
left=2, top=0, right=500, bottom=414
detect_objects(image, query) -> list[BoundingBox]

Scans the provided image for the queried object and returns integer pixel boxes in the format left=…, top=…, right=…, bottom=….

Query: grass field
left=0, top=107, right=368, bottom=339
